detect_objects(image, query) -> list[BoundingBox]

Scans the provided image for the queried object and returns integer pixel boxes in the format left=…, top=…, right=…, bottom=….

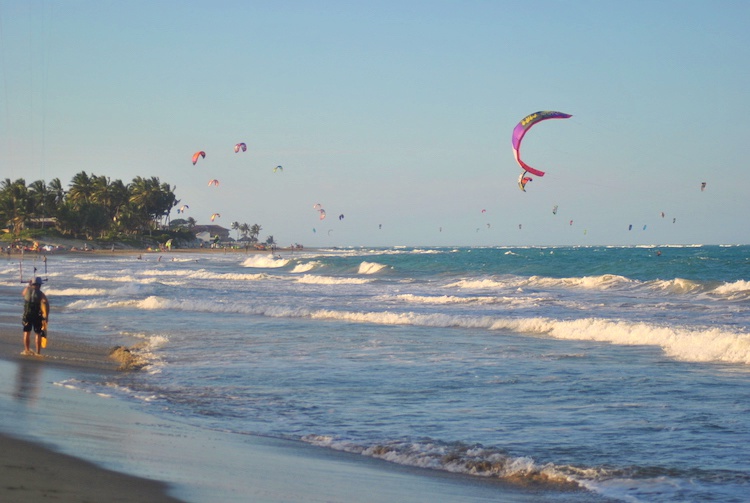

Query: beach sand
left=0, top=302, right=604, bottom=502
left=0, top=325, right=185, bottom=502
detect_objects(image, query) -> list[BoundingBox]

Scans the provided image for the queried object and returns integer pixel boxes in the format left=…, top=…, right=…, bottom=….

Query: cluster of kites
left=179, top=112, right=709, bottom=238
left=185, top=143, right=283, bottom=224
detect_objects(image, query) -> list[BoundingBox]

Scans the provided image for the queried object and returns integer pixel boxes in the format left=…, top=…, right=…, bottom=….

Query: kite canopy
left=234, top=143, right=247, bottom=153
left=192, top=151, right=206, bottom=165
left=512, top=111, right=571, bottom=177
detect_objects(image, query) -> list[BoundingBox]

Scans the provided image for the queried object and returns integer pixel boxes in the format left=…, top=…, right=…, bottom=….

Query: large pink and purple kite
left=512, top=111, right=571, bottom=178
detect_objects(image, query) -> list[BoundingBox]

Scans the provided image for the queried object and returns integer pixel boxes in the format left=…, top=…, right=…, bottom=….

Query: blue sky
left=2, top=0, right=748, bottom=247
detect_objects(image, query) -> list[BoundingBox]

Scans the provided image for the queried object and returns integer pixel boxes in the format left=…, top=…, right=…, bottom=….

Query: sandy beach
left=0, top=320, right=564, bottom=503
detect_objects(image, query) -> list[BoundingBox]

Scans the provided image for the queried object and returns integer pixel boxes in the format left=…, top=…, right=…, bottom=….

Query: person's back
left=24, top=286, right=42, bottom=320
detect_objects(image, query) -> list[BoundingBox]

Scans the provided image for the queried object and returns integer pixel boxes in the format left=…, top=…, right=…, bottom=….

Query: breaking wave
left=68, top=295, right=750, bottom=365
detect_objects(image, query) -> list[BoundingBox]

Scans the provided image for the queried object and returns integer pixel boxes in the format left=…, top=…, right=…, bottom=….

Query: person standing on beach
left=22, top=277, right=49, bottom=355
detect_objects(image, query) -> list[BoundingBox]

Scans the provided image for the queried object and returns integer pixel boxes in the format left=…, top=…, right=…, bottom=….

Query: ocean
left=1, top=245, right=749, bottom=502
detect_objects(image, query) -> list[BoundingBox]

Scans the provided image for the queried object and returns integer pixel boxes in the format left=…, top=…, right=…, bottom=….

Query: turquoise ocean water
left=1, top=245, right=749, bottom=502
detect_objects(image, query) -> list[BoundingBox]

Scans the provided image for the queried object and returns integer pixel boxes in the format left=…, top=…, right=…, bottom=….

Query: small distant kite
left=628, top=224, right=633, bottom=231
left=208, top=179, right=220, bottom=187
left=274, top=166, right=283, bottom=172
left=211, top=213, right=221, bottom=222
left=318, top=209, right=326, bottom=220
left=701, top=182, right=707, bottom=191
left=569, top=220, right=574, bottom=226
left=177, top=205, right=189, bottom=214
left=338, top=214, right=344, bottom=220
left=552, top=205, right=558, bottom=215
left=234, top=142, right=247, bottom=153
left=192, top=151, right=206, bottom=165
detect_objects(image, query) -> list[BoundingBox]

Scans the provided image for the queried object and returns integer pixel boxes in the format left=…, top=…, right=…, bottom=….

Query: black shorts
left=23, top=317, right=43, bottom=334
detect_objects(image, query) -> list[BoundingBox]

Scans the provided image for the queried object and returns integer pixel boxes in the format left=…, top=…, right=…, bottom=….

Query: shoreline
left=0, top=324, right=594, bottom=503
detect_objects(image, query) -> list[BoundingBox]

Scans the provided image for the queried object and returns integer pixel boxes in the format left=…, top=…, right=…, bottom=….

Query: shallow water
left=1, top=245, right=749, bottom=502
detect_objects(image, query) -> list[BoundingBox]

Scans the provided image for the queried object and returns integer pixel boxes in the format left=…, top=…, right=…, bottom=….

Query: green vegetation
left=1, top=172, right=176, bottom=240
left=1, top=172, right=273, bottom=248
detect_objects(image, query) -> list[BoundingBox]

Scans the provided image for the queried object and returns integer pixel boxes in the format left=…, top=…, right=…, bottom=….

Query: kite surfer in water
left=22, top=277, right=49, bottom=356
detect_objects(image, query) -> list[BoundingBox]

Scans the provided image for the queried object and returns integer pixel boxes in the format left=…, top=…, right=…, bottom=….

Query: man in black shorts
left=22, top=277, right=49, bottom=355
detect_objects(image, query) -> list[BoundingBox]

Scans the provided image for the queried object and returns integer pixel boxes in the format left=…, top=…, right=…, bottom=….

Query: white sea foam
left=358, top=261, right=388, bottom=274
left=711, top=279, right=750, bottom=300
left=295, top=275, right=371, bottom=285
left=302, top=435, right=579, bottom=488
left=122, top=332, right=170, bottom=374
left=445, top=275, right=624, bottom=291
left=67, top=295, right=173, bottom=311
left=648, top=278, right=702, bottom=294
left=76, top=273, right=161, bottom=284
left=241, top=255, right=290, bottom=268
left=44, top=287, right=107, bottom=296
left=65, top=293, right=750, bottom=365
left=529, top=274, right=633, bottom=290
left=138, top=269, right=269, bottom=282
left=290, top=261, right=320, bottom=273
left=501, top=317, right=750, bottom=365
left=382, top=293, right=534, bottom=306
left=446, top=278, right=518, bottom=290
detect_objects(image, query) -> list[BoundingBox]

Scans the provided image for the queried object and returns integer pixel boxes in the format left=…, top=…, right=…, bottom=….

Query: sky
left=1, top=0, right=749, bottom=247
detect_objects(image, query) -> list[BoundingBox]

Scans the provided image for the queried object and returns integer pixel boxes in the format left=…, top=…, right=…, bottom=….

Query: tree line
left=1, top=172, right=180, bottom=241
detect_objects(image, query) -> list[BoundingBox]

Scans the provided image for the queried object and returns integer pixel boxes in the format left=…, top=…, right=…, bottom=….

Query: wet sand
left=0, top=432, right=184, bottom=502
left=0, top=324, right=185, bottom=502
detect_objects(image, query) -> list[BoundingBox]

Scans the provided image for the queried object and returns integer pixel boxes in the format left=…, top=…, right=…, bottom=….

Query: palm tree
left=239, top=223, right=250, bottom=239
left=129, top=176, right=177, bottom=233
left=231, top=221, right=240, bottom=239
left=67, top=171, right=95, bottom=207
left=47, top=178, right=66, bottom=220
left=249, top=224, right=262, bottom=244
left=0, top=178, right=29, bottom=236
left=27, top=179, right=49, bottom=225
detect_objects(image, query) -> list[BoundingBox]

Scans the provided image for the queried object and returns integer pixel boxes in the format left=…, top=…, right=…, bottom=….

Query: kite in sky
left=518, top=172, right=533, bottom=192
left=234, top=142, right=247, bottom=153
left=274, top=166, right=283, bottom=172
left=512, top=111, right=572, bottom=191
left=208, top=179, right=219, bottom=187
left=701, top=182, right=707, bottom=191
left=211, top=213, right=221, bottom=222
left=192, top=151, right=206, bottom=165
